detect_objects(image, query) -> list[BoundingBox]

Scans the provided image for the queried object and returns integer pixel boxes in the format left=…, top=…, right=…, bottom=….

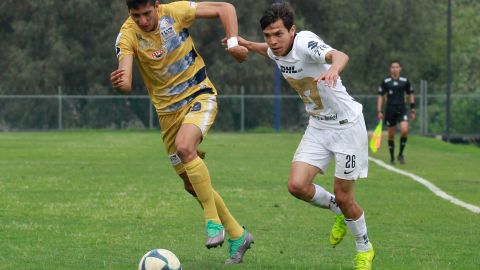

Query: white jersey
left=267, top=31, right=363, bottom=130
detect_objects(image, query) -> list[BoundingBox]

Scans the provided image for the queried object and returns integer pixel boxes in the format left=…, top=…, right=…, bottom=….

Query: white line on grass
left=369, top=157, right=480, bottom=214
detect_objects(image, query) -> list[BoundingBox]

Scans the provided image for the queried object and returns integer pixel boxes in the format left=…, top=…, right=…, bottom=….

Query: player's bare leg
left=387, top=126, right=396, bottom=164
left=334, top=177, right=374, bottom=269
left=398, top=121, right=409, bottom=164
left=288, top=162, right=346, bottom=246
left=175, top=124, right=203, bottom=162
left=287, top=162, right=319, bottom=201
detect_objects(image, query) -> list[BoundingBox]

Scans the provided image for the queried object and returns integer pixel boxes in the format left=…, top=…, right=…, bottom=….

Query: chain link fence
left=0, top=89, right=479, bottom=136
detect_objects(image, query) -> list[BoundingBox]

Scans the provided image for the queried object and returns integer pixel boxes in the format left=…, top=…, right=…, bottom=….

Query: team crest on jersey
left=159, top=16, right=177, bottom=41
left=393, top=81, right=398, bottom=86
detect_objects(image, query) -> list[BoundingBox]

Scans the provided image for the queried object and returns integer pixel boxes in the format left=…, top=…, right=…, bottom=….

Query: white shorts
left=293, top=116, right=368, bottom=180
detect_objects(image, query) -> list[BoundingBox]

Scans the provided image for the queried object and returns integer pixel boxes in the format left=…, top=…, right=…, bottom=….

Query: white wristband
left=227, top=37, right=239, bottom=49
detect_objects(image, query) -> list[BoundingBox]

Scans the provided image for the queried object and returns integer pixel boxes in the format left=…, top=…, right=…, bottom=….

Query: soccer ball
left=138, top=249, right=182, bottom=270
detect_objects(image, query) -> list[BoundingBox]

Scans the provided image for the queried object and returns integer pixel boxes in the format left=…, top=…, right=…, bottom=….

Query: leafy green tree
left=0, top=0, right=478, bottom=132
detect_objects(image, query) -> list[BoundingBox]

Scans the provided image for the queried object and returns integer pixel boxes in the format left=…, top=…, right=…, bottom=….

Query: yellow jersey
left=115, top=1, right=217, bottom=114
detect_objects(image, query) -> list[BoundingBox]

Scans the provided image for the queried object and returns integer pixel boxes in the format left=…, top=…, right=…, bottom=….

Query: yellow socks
left=213, top=190, right=244, bottom=239
left=184, top=157, right=244, bottom=239
left=184, top=157, right=221, bottom=224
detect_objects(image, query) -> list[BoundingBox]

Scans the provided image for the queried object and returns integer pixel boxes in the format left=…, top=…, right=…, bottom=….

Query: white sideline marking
left=369, top=157, right=480, bottom=214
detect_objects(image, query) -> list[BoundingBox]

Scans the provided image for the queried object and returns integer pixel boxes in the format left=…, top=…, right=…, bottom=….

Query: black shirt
left=378, top=77, right=414, bottom=106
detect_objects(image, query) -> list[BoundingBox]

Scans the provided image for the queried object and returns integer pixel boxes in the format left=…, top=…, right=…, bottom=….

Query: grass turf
left=0, top=131, right=479, bottom=269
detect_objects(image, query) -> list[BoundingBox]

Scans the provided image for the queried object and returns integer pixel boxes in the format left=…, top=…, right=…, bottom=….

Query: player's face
left=129, top=3, right=159, bottom=32
left=262, top=19, right=296, bottom=56
left=390, top=63, right=402, bottom=78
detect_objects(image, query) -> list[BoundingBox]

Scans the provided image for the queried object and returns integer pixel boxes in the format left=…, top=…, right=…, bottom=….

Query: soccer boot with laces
left=354, top=243, right=375, bottom=270
left=224, top=228, right=254, bottom=264
left=205, top=220, right=225, bottom=249
left=329, top=214, right=347, bottom=247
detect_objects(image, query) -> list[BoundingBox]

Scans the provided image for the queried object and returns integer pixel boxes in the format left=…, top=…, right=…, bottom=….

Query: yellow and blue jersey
left=115, top=1, right=217, bottom=114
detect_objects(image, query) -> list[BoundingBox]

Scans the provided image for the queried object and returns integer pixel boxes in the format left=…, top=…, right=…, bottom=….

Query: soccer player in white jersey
left=230, top=3, right=375, bottom=269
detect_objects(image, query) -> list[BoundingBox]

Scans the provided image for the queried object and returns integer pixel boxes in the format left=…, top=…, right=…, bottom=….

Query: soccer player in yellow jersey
left=110, top=0, right=253, bottom=264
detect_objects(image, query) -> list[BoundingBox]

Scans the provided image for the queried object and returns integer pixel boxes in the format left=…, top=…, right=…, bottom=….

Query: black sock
left=388, top=140, right=395, bottom=161
left=399, top=137, right=407, bottom=156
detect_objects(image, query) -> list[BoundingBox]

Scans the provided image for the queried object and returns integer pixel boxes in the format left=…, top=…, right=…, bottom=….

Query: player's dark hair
left=390, top=59, right=402, bottom=67
left=126, top=0, right=156, bottom=10
left=260, top=2, right=295, bottom=30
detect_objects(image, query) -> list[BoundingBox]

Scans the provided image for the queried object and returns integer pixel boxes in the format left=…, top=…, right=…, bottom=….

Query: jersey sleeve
left=296, top=34, right=335, bottom=64
left=115, top=29, right=135, bottom=61
left=378, top=80, right=387, bottom=95
left=166, top=1, right=197, bottom=28
left=405, top=80, right=414, bottom=94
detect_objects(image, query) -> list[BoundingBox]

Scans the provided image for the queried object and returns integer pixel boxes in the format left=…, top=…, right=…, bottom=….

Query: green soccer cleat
left=329, top=214, right=347, bottom=247
left=224, top=229, right=254, bottom=264
left=354, top=243, right=375, bottom=270
left=205, top=220, right=225, bottom=249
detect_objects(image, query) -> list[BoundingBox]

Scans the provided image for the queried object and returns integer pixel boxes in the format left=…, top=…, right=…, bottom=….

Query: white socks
left=345, top=212, right=371, bottom=252
left=310, top=185, right=371, bottom=252
left=310, top=184, right=342, bottom=215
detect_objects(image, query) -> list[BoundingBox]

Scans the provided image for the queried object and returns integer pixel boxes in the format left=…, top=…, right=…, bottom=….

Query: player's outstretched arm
left=314, top=50, right=349, bottom=87
left=195, top=2, right=248, bottom=63
left=222, top=36, right=268, bottom=57
left=110, top=55, right=133, bottom=94
left=239, top=37, right=269, bottom=57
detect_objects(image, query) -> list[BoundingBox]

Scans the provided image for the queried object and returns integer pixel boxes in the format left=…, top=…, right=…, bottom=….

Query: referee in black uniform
left=377, top=60, right=415, bottom=164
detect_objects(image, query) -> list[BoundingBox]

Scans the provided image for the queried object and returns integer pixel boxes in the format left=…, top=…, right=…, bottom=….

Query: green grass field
left=1, top=131, right=479, bottom=270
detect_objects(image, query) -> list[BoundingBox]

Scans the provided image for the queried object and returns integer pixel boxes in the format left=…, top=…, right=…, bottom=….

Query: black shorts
left=384, top=105, right=408, bottom=127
